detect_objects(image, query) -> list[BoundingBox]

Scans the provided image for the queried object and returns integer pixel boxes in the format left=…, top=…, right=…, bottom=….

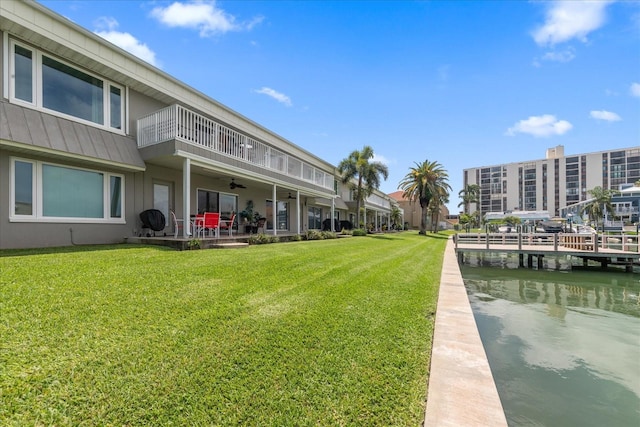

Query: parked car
left=537, top=220, right=563, bottom=233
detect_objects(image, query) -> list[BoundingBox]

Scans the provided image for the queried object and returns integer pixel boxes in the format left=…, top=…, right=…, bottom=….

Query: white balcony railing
left=137, top=105, right=334, bottom=191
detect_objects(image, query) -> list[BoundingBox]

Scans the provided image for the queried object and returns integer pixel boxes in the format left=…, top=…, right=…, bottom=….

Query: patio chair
left=220, top=213, right=236, bottom=237
left=256, top=217, right=266, bottom=234
left=202, top=212, right=220, bottom=238
left=170, top=210, right=186, bottom=239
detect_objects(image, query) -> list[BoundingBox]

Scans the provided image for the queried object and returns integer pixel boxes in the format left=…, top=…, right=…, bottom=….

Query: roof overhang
left=0, top=101, right=145, bottom=171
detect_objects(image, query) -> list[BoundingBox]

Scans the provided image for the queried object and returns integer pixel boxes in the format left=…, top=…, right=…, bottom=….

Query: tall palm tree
left=458, top=184, right=480, bottom=215
left=399, top=160, right=451, bottom=235
left=580, top=186, right=619, bottom=230
left=338, top=146, right=389, bottom=228
left=429, top=187, right=449, bottom=233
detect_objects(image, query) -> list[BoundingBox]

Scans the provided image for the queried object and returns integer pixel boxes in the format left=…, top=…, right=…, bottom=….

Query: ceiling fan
left=229, top=178, right=246, bottom=190
left=287, top=192, right=296, bottom=199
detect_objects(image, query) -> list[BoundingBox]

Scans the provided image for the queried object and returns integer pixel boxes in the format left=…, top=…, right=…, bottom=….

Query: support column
left=296, top=190, right=301, bottom=235
left=272, top=184, right=277, bottom=236
left=519, top=253, right=524, bottom=267
left=528, top=254, right=533, bottom=268
left=537, top=255, right=544, bottom=269
left=331, top=198, right=336, bottom=232
left=182, top=158, right=191, bottom=238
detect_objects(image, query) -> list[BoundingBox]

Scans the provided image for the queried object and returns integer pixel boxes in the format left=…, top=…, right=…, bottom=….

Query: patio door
left=266, top=200, right=288, bottom=231
left=153, top=182, right=171, bottom=232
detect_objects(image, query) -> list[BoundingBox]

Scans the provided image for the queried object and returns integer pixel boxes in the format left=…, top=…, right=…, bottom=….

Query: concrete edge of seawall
left=424, top=237, right=508, bottom=426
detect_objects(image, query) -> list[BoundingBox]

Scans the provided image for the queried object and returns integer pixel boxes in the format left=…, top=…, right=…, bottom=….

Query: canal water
left=460, top=253, right=640, bottom=427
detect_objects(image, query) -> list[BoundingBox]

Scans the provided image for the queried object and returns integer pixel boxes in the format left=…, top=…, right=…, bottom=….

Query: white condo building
left=462, top=145, right=640, bottom=218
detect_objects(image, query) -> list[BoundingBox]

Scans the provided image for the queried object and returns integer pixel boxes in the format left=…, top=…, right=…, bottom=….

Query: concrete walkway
left=424, top=238, right=508, bottom=426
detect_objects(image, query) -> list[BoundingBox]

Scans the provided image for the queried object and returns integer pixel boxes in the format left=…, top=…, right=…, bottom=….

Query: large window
left=219, top=193, right=238, bottom=220
left=265, top=200, right=288, bottom=230
left=10, top=40, right=124, bottom=132
left=11, top=158, right=124, bottom=222
left=196, top=190, right=238, bottom=221
left=308, top=207, right=322, bottom=230
left=197, top=189, right=219, bottom=214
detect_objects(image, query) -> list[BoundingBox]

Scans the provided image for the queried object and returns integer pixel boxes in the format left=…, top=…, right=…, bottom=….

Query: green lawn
left=0, top=232, right=447, bottom=426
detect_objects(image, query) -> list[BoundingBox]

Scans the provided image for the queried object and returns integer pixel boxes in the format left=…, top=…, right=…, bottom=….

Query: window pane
left=197, top=189, right=218, bottom=214
left=276, top=201, right=288, bottom=230
left=266, top=200, right=273, bottom=229
left=308, top=207, right=321, bottom=229
left=43, top=165, right=103, bottom=218
left=14, top=161, right=33, bottom=215
left=42, top=56, right=104, bottom=124
left=110, top=86, right=122, bottom=129
left=14, top=45, right=33, bottom=103
left=219, top=193, right=237, bottom=219
left=110, top=176, right=122, bottom=218
left=153, top=183, right=169, bottom=224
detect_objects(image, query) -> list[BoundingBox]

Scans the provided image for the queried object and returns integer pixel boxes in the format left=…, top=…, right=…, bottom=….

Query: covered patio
left=136, top=104, right=344, bottom=238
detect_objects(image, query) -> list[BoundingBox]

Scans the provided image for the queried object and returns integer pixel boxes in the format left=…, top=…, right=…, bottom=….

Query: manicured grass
left=0, top=232, right=447, bottom=426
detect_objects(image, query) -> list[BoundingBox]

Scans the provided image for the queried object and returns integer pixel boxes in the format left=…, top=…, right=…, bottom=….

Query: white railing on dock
left=137, top=105, right=334, bottom=190
left=454, top=232, right=640, bottom=253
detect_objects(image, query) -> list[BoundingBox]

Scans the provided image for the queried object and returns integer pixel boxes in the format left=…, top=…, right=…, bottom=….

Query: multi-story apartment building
left=462, top=145, right=640, bottom=218
left=0, top=1, right=395, bottom=249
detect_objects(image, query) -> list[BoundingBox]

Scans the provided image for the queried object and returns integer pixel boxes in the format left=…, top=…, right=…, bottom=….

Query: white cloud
left=631, top=82, right=640, bottom=97
left=533, top=47, right=576, bottom=67
left=506, top=114, right=573, bottom=137
left=532, top=1, right=614, bottom=46
left=254, top=87, right=292, bottom=107
left=541, top=47, right=576, bottom=63
left=94, top=17, right=159, bottom=66
left=590, top=110, right=622, bottom=122
left=372, top=153, right=391, bottom=165
left=150, top=1, right=263, bottom=37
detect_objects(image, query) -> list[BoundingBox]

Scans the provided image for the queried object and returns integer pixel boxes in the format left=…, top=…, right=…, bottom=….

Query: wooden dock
left=454, top=232, right=640, bottom=272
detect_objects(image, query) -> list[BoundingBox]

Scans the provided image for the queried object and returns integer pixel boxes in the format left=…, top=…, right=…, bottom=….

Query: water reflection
left=461, top=259, right=640, bottom=427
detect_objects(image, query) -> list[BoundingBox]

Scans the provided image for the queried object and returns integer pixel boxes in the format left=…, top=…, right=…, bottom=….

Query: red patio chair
left=202, top=212, right=220, bottom=238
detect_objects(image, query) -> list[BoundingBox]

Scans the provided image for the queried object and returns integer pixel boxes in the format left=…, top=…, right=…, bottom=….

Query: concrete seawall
left=424, top=238, right=507, bottom=426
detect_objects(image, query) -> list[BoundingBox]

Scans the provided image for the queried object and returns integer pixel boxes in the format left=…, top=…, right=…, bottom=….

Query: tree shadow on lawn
left=0, top=243, right=172, bottom=258
left=417, top=232, right=450, bottom=240
left=368, top=235, right=397, bottom=241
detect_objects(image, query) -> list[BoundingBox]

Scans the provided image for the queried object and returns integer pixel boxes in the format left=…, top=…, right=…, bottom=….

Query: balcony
left=137, top=105, right=334, bottom=191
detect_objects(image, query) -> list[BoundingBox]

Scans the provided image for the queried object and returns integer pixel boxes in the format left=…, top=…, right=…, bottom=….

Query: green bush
left=289, top=234, right=303, bottom=241
left=248, top=234, right=279, bottom=245
left=352, top=228, right=368, bottom=236
left=305, top=230, right=324, bottom=240
left=320, top=231, right=337, bottom=239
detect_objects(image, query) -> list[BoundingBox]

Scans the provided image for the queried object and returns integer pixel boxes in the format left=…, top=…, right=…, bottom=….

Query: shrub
left=187, top=238, right=201, bottom=249
left=305, top=230, right=324, bottom=240
left=320, top=231, right=337, bottom=239
left=248, top=234, right=279, bottom=245
left=352, top=228, right=368, bottom=236
left=290, top=234, right=303, bottom=241
left=339, top=228, right=352, bottom=236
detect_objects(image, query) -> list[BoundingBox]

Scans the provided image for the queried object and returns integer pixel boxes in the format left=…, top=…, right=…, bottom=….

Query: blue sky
left=40, top=0, right=640, bottom=212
